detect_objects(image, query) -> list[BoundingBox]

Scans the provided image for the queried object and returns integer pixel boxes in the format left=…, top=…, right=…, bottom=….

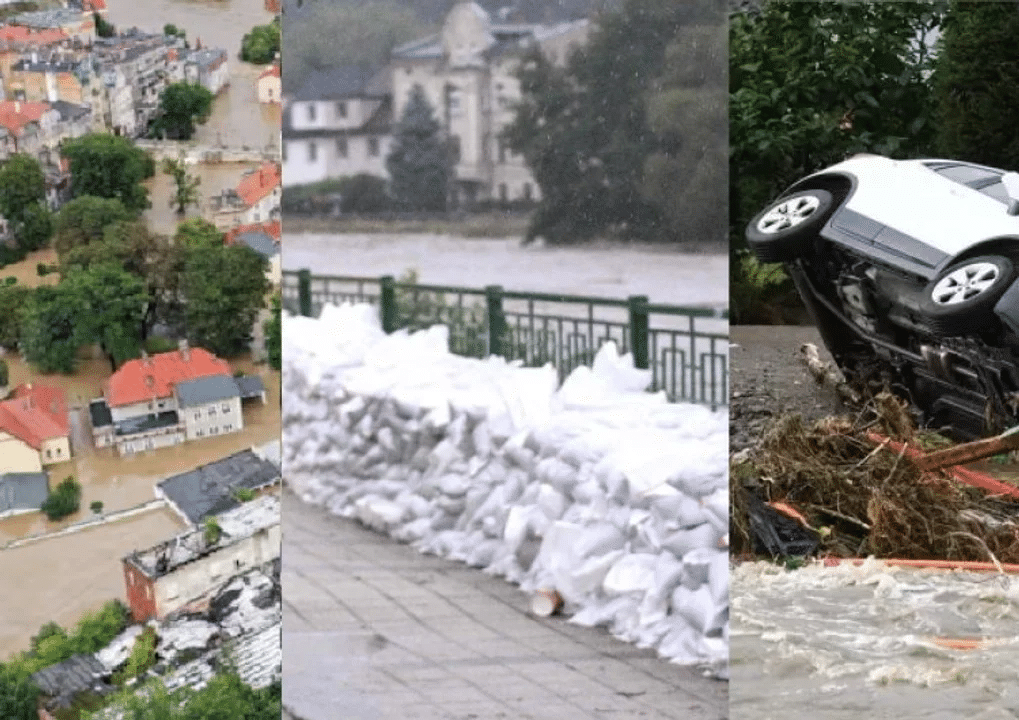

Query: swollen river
left=731, top=560, right=1019, bottom=719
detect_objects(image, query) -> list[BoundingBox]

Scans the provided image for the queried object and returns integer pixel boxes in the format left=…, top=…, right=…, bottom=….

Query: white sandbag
left=602, top=554, right=657, bottom=596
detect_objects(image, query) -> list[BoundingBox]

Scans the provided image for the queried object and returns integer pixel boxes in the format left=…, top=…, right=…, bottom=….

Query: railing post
left=297, top=269, right=312, bottom=318
left=486, top=285, right=506, bottom=357
left=628, top=295, right=650, bottom=370
left=380, top=275, right=398, bottom=333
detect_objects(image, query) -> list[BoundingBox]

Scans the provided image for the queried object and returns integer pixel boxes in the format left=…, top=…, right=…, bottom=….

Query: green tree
left=183, top=243, right=270, bottom=357
left=0, top=154, right=53, bottom=251
left=53, top=195, right=134, bottom=262
left=163, top=23, right=185, bottom=39
left=174, top=217, right=222, bottom=247
left=65, top=263, right=148, bottom=370
left=20, top=285, right=79, bottom=373
left=386, top=84, right=451, bottom=211
left=934, top=1, right=1019, bottom=170
left=95, top=12, right=115, bottom=37
left=150, top=83, right=214, bottom=141
left=0, top=667, right=37, bottom=720
left=41, top=475, right=81, bottom=520
left=264, top=292, right=281, bottom=371
left=729, top=0, right=943, bottom=321
left=0, top=283, right=30, bottom=349
left=62, top=135, right=155, bottom=212
left=162, top=157, right=201, bottom=214
left=70, top=600, right=130, bottom=655
left=283, top=2, right=422, bottom=93
left=240, top=17, right=281, bottom=65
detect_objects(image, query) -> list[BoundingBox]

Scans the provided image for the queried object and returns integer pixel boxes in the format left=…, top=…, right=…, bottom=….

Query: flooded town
left=0, top=0, right=282, bottom=714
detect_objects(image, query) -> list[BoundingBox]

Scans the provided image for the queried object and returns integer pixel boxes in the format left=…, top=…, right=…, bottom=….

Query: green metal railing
left=283, top=270, right=728, bottom=409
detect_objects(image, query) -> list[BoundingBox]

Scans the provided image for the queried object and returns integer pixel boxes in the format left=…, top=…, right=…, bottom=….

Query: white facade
left=181, top=396, right=244, bottom=441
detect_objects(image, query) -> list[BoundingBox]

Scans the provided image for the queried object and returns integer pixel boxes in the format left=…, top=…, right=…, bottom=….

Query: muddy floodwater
left=106, top=0, right=279, bottom=150
left=0, top=352, right=280, bottom=543
left=731, top=560, right=1019, bottom=719
left=144, top=161, right=261, bottom=236
left=284, top=233, right=729, bottom=307
left=0, top=248, right=60, bottom=288
left=0, top=507, right=185, bottom=658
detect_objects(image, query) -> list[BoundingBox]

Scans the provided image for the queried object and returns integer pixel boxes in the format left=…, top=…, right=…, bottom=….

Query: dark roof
left=115, top=410, right=179, bottom=436
left=157, top=449, right=280, bottom=525
left=175, top=375, right=241, bottom=408
left=89, top=399, right=112, bottom=428
left=236, top=230, right=279, bottom=258
left=235, top=375, right=266, bottom=400
left=49, top=100, right=90, bottom=122
left=0, top=472, right=48, bottom=514
left=281, top=95, right=391, bottom=139
left=31, top=653, right=113, bottom=707
left=291, top=64, right=388, bottom=102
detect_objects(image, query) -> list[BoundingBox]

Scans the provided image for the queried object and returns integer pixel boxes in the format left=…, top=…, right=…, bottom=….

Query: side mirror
left=1003, top=172, right=1019, bottom=216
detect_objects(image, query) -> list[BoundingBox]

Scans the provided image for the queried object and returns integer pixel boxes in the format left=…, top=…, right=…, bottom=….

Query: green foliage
left=183, top=243, right=270, bottom=357
left=0, top=154, right=53, bottom=251
left=162, top=157, right=201, bottom=214
left=150, top=83, right=214, bottom=141
left=173, top=217, right=221, bottom=247
left=163, top=23, right=185, bottom=38
left=144, top=336, right=177, bottom=354
left=203, top=516, right=222, bottom=545
left=98, top=672, right=281, bottom=720
left=90, top=500, right=103, bottom=514
left=112, top=628, right=156, bottom=686
left=0, top=358, right=7, bottom=387
left=0, top=666, right=37, bottom=720
left=233, top=487, right=256, bottom=503
left=386, top=85, right=451, bottom=211
left=729, top=0, right=944, bottom=322
left=20, top=285, right=79, bottom=373
left=240, top=17, right=280, bottom=65
left=63, top=135, right=154, bottom=212
left=283, top=1, right=423, bottom=93
left=41, top=475, right=81, bottom=520
left=64, top=263, right=148, bottom=370
left=506, top=0, right=724, bottom=244
left=934, top=1, right=1019, bottom=170
left=393, top=269, right=487, bottom=357
left=53, top=195, right=134, bottom=263
left=263, top=292, right=281, bottom=371
left=95, top=11, right=114, bottom=37
left=338, top=173, right=389, bottom=213
left=0, top=283, right=30, bottom=349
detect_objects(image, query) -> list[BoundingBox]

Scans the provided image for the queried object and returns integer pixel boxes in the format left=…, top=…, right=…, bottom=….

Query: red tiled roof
left=0, top=101, right=48, bottom=136
left=223, top=220, right=281, bottom=246
left=236, top=162, right=281, bottom=208
left=106, top=346, right=232, bottom=408
left=258, top=64, right=280, bottom=81
left=0, top=26, right=68, bottom=47
left=0, top=383, right=69, bottom=450
left=81, top=0, right=107, bottom=11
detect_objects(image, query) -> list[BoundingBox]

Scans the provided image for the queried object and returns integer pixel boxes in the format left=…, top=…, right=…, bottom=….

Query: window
left=194, top=412, right=200, bottom=420
left=308, top=142, right=317, bottom=162
left=523, top=183, right=533, bottom=201
left=498, top=140, right=507, bottom=163
left=221, top=403, right=230, bottom=413
left=306, top=103, right=316, bottom=122
left=335, top=101, right=347, bottom=119
left=224, top=424, right=232, bottom=432
left=211, top=426, right=219, bottom=435
left=499, top=183, right=507, bottom=201
left=197, top=428, right=204, bottom=437
left=209, top=407, right=216, bottom=416
left=46, top=449, right=52, bottom=459
left=336, top=137, right=348, bottom=158
left=368, top=137, right=379, bottom=157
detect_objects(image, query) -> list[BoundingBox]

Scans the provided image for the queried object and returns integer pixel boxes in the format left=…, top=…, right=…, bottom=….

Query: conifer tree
left=386, top=85, right=453, bottom=211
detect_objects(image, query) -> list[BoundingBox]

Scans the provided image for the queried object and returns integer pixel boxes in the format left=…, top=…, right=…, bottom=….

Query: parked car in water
left=745, top=153, right=1019, bottom=438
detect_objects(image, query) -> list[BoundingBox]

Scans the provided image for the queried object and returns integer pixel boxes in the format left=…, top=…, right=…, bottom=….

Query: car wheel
left=745, top=189, right=834, bottom=263
left=919, top=255, right=1015, bottom=336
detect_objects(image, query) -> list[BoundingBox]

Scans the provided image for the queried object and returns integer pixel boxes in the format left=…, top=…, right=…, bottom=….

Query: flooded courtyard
left=143, top=161, right=261, bottom=236
left=0, top=352, right=280, bottom=543
left=731, top=561, right=1019, bottom=719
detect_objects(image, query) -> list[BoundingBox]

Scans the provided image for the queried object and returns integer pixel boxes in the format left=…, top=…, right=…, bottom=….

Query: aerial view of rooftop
left=0, top=0, right=282, bottom=716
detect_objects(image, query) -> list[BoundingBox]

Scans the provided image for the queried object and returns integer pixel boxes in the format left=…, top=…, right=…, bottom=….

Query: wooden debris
left=913, top=426, right=1019, bottom=472
left=799, top=343, right=862, bottom=405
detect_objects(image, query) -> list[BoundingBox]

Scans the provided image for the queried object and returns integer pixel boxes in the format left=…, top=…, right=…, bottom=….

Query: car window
left=932, top=164, right=1000, bottom=187
left=978, top=181, right=1010, bottom=204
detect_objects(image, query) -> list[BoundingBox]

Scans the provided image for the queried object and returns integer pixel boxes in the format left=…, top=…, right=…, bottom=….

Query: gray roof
left=89, top=399, right=112, bottom=429
left=235, top=375, right=267, bottom=399
left=11, top=8, right=84, bottom=28
left=50, top=100, right=91, bottom=122
left=157, top=449, right=280, bottom=525
left=292, top=64, right=389, bottom=102
left=175, top=375, right=241, bottom=408
left=189, top=47, right=227, bottom=69
left=31, top=653, right=113, bottom=707
left=236, top=230, right=279, bottom=259
left=0, top=472, right=48, bottom=514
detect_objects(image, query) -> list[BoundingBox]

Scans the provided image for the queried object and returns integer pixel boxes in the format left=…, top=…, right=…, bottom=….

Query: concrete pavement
left=282, top=490, right=727, bottom=720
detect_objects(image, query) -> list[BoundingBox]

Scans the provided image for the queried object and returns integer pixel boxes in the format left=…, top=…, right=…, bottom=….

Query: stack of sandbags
left=282, top=303, right=728, bottom=672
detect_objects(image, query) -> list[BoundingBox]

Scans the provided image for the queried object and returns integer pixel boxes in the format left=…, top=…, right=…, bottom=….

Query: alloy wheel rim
left=756, top=195, right=822, bottom=235
left=931, top=262, right=1001, bottom=306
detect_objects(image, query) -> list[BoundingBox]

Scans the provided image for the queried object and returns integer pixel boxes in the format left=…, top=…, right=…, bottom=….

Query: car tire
left=745, top=189, right=835, bottom=263
left=919, top=255, right=1016, bottom=336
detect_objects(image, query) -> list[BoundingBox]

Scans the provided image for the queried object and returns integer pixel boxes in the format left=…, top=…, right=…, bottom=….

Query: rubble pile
left=282, top=303, right=728, bottom=671
left=732, top=398, right=1019, bottom=564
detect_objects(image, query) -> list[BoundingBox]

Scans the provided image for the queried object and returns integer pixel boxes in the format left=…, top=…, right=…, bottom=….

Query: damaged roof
left=31, top=653, right=113, bottom=707
left=157, top=449, right=281, bottom=526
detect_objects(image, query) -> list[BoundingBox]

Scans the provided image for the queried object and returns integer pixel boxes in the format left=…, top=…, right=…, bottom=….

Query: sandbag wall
left=282, top=303, right=729, bottom=672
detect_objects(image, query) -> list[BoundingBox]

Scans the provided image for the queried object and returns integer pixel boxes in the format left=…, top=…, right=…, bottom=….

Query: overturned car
left=746, top=154, right=1019, bottom=438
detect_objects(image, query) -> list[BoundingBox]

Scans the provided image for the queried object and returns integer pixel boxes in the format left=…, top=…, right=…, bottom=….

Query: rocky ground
left=729, top=324, right=848, bottom=452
